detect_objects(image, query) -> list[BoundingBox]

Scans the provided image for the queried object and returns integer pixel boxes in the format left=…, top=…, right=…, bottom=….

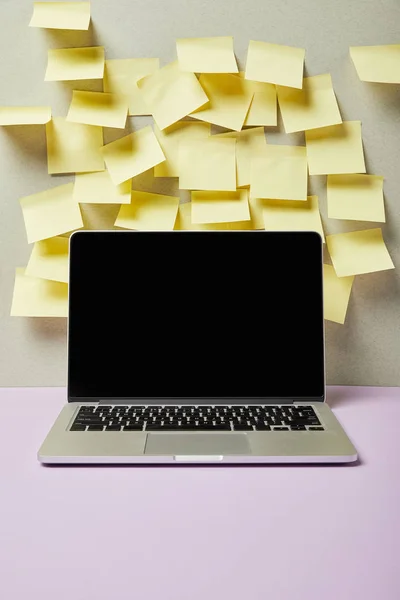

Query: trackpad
left=145, top=433, right=251, bottom=455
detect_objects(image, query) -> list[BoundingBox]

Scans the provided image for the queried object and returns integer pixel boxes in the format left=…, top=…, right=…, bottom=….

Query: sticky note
left=277, top=74, right=342, bottom=134
left=245, top=41, right=305, bottom=89
left=350, top=45, right=400, bottom=83
left=262, top=195, right=325, bottom=241
left=326, top=228, right=394, bottom=277
left=138, top=61, right=208, bottom=130
left=327, top=174, right=385, bottom=222
left=179, top=137, right=236, bottom=191
left=101, top=126, right=165, bottom=185
left=248, top=197, right=266, bottom=230
left=238, top=73, right=277, bottom=127
left=174, top=202, right=256, bottom=231
left=67, top=91, right=128, bottom=129
left=45, top=46, right=105, bottom=81
left=250, top=145, right=308, bottom=201
left=73, top=170, right=131, bottom=204
left=154, top=121, right=211, bottom=178
left=191, top=189, right=250, bottom=224
left=115, top=190, right=179, bottom=231
left=46, top=117, right=104, bottom=174
left=323, top=264, right=354, bottom=325
left=0, top=106, right=51, bottom=126
left=190, top=73, right=253, bottom=131
left=29, top=2, right=90, bottom=30
left=176, top=37, right=238, bottom=73
left=215, top=126, right=267, bottom=187
left=11, top=269, right=68, bottom=317
left=305, top=121, right=366, bottom=175
left=103, top=58, right=160, bottom=116
left=20, top=182, right=83, bottom=243
left=25, top=237, right=69, bottom=283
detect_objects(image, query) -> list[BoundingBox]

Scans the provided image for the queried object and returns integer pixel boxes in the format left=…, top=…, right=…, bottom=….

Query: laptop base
left=38, top=402, right=357, bottom=465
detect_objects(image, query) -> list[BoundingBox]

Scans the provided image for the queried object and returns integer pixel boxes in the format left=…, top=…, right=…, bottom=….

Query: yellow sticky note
left=138, top=61, right=208, bottom=130
left=45, top=46, right=105, bottom=81
left=245, top=91, right=277, bottom=127
left=11, top=269, right=68, bottom=317
left=67, top=91, right=128, bottom=129
left=262, top=195, right=325, bottom=241
left=20, top=182, right=83, bottom=244
left=179, top=137, right=236, bottom=191
left=323, top=264, right=354, bottom=325
left=238, top=73, right=277, bottom=127
left=176, top=36, right=238, bottom=73
left=73, top=171, right=131, bottom=204
left=306, top=121, right=366, bottom=175
left=245, top=41, right=305, bottom=89
left=327, top=174, right=385, bottom=222
left=277, top=74, right=342, bottom=134
left=25, top=237, right=69, bottom=283
left=248, top=197, right=266, bottom=230
left=350, top=45, right=400, bottom=83
left=29, top=2, right=90, bottom=30
left=103, top=58, right=160, bottom=116
left=215, top=126, right=267, bottom=187
left=326, top=228, right=394, bottom=277
left=101, top=126, right=165, bottom=185
left=250, top=145, right=308, bottom=201
left=46, top=117, right=104, bottom=174
left=0, top=106, right=51, bottom=126
left=191, top=189, right=250, bottom=224
left=115, top=190, right=179, bottom=231
left=190, top=73, right=253, bottom=131
left=154, top=121, right=211, bottom=178
left=174, top=202, right=255, bottom=231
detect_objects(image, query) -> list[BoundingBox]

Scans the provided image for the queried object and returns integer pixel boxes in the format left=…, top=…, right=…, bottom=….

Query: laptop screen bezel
left=67, top=230, right=326, bottom=404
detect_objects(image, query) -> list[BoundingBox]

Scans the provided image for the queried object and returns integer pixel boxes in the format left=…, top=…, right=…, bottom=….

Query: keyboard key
left=70, top=424, right=86, bottom=431
left=87, top=425, right=104, bottom=431
left=290, top=425, right=306, bottom=431
left=255, top=424, right=271, bottom=430
left=233, top=424, right=253, bottom=431
left=105, top=425, right=122, bottom=431
left=198, top=425, right=232, bottom=431
left=273, top=427, right=289, bottom=431
left=308, top=426, right=324, bottom=431
left=123, top=425, right=144, bottom=431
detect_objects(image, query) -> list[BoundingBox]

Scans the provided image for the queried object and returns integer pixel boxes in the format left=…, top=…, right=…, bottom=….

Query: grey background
left=0, top=0, right=399, bottom=387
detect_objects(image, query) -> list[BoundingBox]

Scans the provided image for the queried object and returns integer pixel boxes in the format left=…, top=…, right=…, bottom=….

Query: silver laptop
left=38, top=230, right=357, bottom=464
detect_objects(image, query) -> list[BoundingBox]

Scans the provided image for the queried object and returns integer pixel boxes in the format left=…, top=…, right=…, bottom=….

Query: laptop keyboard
left=70, top=405, right=324, bottom=432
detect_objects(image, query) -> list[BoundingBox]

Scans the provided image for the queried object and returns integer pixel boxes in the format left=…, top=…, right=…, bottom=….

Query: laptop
left=38, top=230, right=357, bottom=464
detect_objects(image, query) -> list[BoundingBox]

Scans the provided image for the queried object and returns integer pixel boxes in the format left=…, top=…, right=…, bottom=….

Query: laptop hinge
left=97, top=398, right=303, bottom=405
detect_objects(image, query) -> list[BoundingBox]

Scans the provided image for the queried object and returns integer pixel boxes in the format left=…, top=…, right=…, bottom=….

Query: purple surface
left=0, top=386, right=399, bottom=600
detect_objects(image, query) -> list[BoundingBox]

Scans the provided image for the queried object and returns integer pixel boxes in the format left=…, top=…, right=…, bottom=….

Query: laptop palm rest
left=145, top=433, right=251, bottom=456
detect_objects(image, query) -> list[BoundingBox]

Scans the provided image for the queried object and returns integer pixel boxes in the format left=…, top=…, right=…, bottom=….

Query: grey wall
left=0, top=0, right=399, bottom=387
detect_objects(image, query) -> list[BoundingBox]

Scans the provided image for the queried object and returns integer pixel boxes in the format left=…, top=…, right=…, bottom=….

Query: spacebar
left=145, top=424, right=232, bottom=431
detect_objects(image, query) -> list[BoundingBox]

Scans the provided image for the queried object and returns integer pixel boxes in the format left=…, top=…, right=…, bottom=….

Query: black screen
left=68, top=231, right=325, bottom=401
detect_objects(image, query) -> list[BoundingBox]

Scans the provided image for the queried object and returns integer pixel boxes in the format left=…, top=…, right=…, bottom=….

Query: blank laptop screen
left=68, top=231, right=324, bottom=401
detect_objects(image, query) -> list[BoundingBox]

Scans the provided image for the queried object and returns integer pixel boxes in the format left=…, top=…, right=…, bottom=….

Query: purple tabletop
left=0, top=386, right=399, bottom=600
